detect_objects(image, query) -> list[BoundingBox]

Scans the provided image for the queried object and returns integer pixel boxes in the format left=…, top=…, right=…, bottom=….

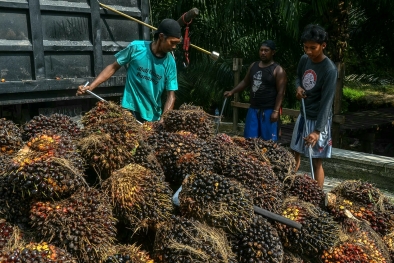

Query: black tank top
left=249, top=62, right=278, bottom=109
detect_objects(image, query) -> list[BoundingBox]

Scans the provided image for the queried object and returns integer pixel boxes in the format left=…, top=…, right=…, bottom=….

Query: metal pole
left=301, top=97, right=315, bottom=180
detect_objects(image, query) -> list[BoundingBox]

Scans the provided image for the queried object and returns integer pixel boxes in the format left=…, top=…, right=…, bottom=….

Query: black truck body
left=0, top=0, right=150, bottom=118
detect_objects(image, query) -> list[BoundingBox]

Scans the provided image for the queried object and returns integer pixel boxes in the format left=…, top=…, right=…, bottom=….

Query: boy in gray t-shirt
left=290, top=24, right=337, bottom=188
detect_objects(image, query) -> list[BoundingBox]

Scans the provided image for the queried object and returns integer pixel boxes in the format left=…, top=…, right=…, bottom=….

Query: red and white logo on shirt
left=302, top=69, right=317, bottom=90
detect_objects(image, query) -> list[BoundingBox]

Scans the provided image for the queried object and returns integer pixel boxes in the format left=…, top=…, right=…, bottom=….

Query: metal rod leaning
left=301, top=97, right=315, bottom=180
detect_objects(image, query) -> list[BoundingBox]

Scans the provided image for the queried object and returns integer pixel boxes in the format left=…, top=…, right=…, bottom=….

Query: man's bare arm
left=77, top=61, right=122, bottom=95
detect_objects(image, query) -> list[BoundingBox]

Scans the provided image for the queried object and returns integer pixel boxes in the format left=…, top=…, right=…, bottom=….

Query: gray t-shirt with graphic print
left=295, top=54, right=337, bottom=132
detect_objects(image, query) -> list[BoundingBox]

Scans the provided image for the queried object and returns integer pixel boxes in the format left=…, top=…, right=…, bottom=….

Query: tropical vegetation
left=150, top=0, right=394, bottom=118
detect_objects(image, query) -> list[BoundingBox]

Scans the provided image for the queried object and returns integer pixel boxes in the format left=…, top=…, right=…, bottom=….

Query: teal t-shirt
left=115, top=40, right=178, bottom=121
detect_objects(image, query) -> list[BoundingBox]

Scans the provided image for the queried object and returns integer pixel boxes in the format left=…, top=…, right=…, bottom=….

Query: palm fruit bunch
left=101, top=164, right=173, bottom=231
left=233, top=215, right=284, bottom=263
left=153, top=216, right=238, bottom=263
left=346, top=218, right=390, bottom=261
left=105, top=244, right=154, bottom=263
left=221, top=149, right=284, bottom=213
left=321, top=242, right=370, bottom=263
left=29, top=187, right=117, bottom=262
left=331, top=180, right=394, bottom=216
left=330, top=180, right=391, bottom=207
left=0, top=175, right=31, bottom=225
left=79, top=101, right=142, bottom=178
left=141, top=121, right=165, bottom=139
left=232, top=137, right=296, bottom=181
left=206, top=133, right=235, bottom=174
left=179, top=171, right=254, bottom=234
left=147, top=131, right=214, bottom=188
left=162, top=103, right=215, bottom=140
left=321, top=221, right=390, bottom=263
left=276, top=198, right=341, bottom=258
left=0, top=241, right=76, bottom=263
left=0, top=155, right=11, bottom=175
left=0, top=118, right=23, bottom=156
left=326, top=193, right=393, bottom=236
left=81, top=101, right=135, bottom=126
left=6, top=132, right=85, bottom=199
left=130, top=140, right=164, bottom=177
left=22, top=113, right=81, bottom=140
left=283, top=174, right=325, bottom=207
left=383, top=232, right=394, bottom=261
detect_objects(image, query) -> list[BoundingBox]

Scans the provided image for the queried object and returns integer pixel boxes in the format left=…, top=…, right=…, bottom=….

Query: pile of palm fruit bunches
left=1, top=102, right=394, bottom=263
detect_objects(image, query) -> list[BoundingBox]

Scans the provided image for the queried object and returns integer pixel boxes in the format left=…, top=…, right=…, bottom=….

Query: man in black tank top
left=224, top=40, right=287, bottom=140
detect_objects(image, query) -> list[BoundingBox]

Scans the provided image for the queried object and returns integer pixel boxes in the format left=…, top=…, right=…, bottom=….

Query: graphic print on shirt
left=302, top=69, right=317, bottom=90
left=252, top=70, right=262, bottom=94
left=136, top=66, right=162, bottom=85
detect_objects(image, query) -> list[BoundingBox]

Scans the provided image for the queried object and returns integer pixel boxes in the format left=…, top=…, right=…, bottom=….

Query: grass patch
left=343, top=87, right=365, bottom=101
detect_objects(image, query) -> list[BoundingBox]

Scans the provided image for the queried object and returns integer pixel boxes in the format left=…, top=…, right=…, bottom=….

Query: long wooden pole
left=98, top=2, right=219, bottom=59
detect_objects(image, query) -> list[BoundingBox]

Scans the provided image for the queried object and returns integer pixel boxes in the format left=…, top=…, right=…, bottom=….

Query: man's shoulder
left=128, top=40, right=150, bottom=49
left=324, top=57, right=337, bottom=68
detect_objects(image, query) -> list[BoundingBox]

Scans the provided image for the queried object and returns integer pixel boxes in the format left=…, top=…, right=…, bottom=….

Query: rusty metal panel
left=103, top=52, right=127, bottom=76
left=0, top=0, right=149, bottom=105
left=44, top=52, right=92, bottom=79
left=42, top=12, right=90, bottom=41
left=0, top=10, right=30, bottom=41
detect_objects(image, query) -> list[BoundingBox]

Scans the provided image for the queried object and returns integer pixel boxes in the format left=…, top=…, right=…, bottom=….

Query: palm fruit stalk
left=0, top=241, right=77, bottom=263
left=276, top=198, right=341, bottom=258
left=23, top=113, right=81, bottom=140
left=232, top=137, right=296, bottom=181
left=105, top=244, right=154, bottom=263
left=0, top=174, right=32, bottom=226
left=78, top=101, right=142, bottom=179
left=147, top=131, right=214, bottom=189
left=0, top=118, right=23, bottom=156
left=162, top=103, right=215, bottom=140
left=101, top=164, right=173, bottom=231
left=283, top=250, right=311, bottom=263
left=179, top=171, right=254, bottom=234
left=153, top=216, right=238, bottom=263
left=0, top=219, right=22, bottom=252
left=283, top=174, right=325, bottom=207
left=6, top=132, right=86, bottom=199
left=321, top=219, right=390, bottom=263
left=233, top=215, right=284, bottom=263
left=326, top=192, right=394, bottom=236
left=29, top=187, right=117, bottom=262
left=221, top=148, right=284, bottom=213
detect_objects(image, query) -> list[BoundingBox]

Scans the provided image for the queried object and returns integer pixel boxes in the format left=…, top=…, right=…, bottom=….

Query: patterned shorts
left=290, top=114, right=332, bottom=158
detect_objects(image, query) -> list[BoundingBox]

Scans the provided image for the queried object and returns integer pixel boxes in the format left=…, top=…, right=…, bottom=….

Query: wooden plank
left=231, top=101, right=249, bottom=109
left=282, top=108, right=299, bottom=118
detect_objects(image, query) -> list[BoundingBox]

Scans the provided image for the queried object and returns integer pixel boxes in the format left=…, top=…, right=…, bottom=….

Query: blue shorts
left=244, top=108, right=278, bottom=141
left=290, top=114, right=332, bottom=158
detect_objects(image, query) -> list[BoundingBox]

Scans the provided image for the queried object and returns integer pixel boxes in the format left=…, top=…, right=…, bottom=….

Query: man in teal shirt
left=77, top=19, right=181, bottom=122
